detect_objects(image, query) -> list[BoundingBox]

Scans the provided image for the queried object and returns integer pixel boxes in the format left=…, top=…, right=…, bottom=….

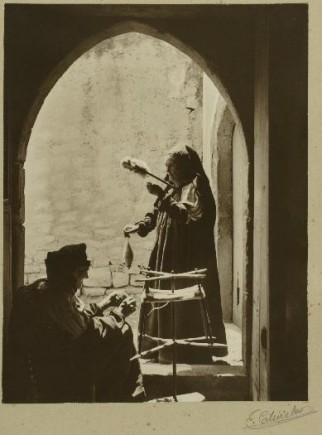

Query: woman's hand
left=98, top=290, right=128, bottom=311
left=114, top=296, right=137, bottom=318
left=108, top=290, right=128, bottom=307
left=158, top=190, right=176, bottom=211
left=123, top=224, right=139, bottom=235
left=146, top=182, right=164, bottom=197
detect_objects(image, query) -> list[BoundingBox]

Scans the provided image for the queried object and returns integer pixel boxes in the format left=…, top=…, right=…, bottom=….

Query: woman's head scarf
left=166, top=145, right=216, bottom=221
left=45, top=243, right=90, bottom=291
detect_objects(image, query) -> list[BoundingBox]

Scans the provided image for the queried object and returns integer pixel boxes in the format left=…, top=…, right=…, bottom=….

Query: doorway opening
left=24, top=31, right=249, bottom=378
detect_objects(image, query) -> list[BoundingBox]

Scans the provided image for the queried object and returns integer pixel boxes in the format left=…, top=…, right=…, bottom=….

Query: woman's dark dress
left=137, top=174, right=227, bottom=364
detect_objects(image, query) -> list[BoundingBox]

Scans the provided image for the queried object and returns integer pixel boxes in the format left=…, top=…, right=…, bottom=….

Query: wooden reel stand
left=131, top=269, right=227, bottom=402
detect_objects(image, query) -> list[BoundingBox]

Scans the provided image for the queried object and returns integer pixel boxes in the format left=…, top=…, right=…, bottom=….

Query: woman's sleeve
left=135, top=209, right=158, bottom=237
left=158, top=178, right=203, bottom=224
left=76, top=298, right=104, bottom=318
left=78, top=306, right=128, bottom=346
left=85, top=311, right=126, bottom=338
left=73, top=295, right=107, bottom=319
left=68, top=297, right=126, bottom=342
left=179, top=180, right=204, bottom=222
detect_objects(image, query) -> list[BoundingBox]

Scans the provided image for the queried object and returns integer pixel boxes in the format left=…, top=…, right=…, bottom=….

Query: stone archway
left=4, top=4, right=309, bottom=403
left=12, top=20, right=251, bottom=369
left=17, top=20, right=246, bottom=164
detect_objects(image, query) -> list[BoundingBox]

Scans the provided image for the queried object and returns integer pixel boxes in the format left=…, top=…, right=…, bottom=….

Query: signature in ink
left=245, top=404, right=317, bottom=429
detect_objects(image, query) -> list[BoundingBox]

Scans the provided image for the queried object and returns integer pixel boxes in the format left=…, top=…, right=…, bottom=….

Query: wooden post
left=170, top=271, right=178, bottom=401
left=251, top=9, right=270, bottom=401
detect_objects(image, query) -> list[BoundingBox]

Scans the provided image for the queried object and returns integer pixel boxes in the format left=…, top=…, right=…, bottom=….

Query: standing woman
left=125, top=145, right=227, bottom=364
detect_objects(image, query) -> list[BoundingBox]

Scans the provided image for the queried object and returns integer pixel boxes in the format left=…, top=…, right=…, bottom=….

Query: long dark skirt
left=138, top=214, right=227, bottom=364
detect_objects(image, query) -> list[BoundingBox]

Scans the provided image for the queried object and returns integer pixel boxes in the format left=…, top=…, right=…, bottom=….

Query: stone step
left=148, top=392, right=205, bottom=402
left=141, top=363, right=249, bottom=401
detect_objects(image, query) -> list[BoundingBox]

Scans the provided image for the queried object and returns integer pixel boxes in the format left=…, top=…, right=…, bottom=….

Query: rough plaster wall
left=24, top=32, right=203, bottom=288
left=202, top=73, right=220, bottom=184
left=203, top=75, right=231, bottom=321
left=232, top=123, right=248, bottom=328
left=210, top=96, right=234, bottom=322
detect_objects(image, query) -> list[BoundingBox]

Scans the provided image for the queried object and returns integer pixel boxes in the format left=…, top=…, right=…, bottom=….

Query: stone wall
left=205, top=85, right=234, bottom=322
left=204, top=85, right=249, bottom=325
left=232, top=122, right=249, bottom=328
left=24, top=32, right=203, bottom=289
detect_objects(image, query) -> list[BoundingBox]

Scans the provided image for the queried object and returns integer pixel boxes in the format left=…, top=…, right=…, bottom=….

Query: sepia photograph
left=1, top=0, right=320, bottom=433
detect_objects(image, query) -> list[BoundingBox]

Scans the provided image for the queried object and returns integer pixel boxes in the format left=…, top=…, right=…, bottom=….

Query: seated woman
left=6, top=243, right=145, bottom=403
left=125, top=145, right=227, bottom=364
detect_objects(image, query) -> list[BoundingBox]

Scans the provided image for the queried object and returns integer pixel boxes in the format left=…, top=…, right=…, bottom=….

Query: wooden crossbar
left=136, top=273, right=206, bottom=283
left=143, top=285, right=201, bottom=295
left=139, top=268, right=207, bottom=276
left=131, top=339, right=227, bottom=361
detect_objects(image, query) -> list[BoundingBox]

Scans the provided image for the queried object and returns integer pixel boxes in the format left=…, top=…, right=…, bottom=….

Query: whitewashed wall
left=24, top=32, right=203, bottom=288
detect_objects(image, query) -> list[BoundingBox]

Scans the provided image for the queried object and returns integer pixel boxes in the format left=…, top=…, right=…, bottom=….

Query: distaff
left=121, top=156, right=174, bottom=188
left=122, top=156, right=175, bottom=237
left=121, top=156, right=177, bottom=269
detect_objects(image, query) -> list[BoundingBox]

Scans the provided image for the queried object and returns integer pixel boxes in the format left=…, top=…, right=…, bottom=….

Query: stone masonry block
left=113, top=271, right=130, bottom=288
left=82, top=287, right=106, bottom=297
left=85, top=266, right=112, bottom=288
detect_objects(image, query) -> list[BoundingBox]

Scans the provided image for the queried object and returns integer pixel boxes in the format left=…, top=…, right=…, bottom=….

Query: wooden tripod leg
left=138, top=301, right=147, bottom=354
left=171, top=301, right=178, bottom=402
left=200, top=298, right=214, bottom=349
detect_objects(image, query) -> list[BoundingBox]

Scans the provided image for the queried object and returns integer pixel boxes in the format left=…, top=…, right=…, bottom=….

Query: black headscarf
left=166, top=145, right=216, bottom=222
left=45, top=243, right=90, bottom=290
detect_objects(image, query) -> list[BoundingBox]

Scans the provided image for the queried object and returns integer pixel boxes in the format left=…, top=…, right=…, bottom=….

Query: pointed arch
left=18, top=20, right=247, bottom=165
